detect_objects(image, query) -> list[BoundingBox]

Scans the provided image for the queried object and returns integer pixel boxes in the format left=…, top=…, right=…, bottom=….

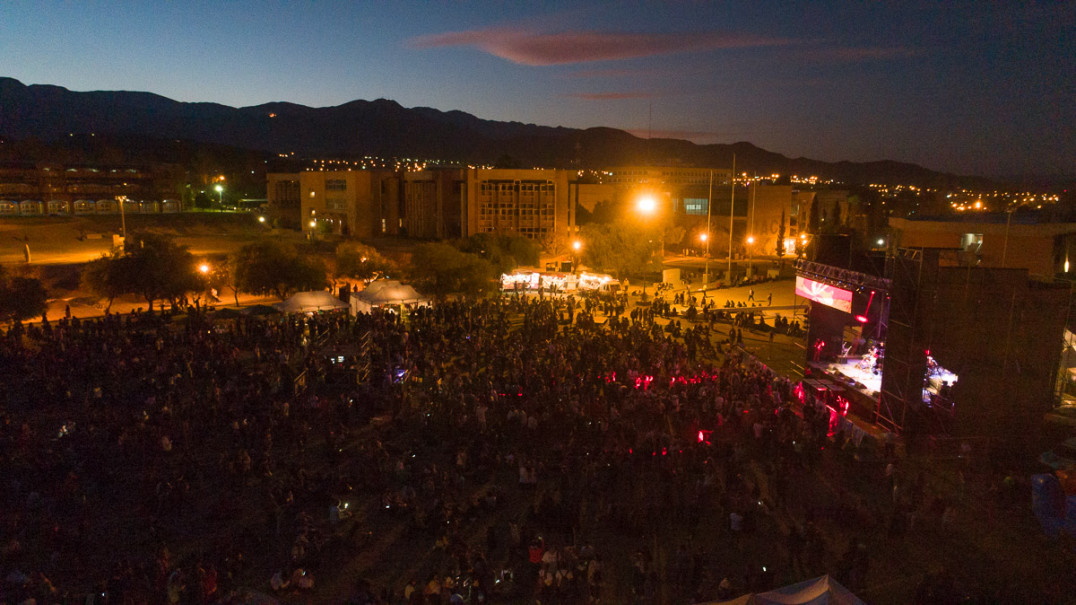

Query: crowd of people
left=0, top=288, right=983, bottom=604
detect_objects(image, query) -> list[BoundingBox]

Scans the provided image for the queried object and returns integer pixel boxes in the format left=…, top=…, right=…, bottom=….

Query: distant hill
left=0, top=77, right=991, bottom=188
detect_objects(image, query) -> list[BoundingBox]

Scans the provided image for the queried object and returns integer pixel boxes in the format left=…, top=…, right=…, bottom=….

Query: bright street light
left=198, top=263, right=211, bottom=275
left=699, top=232, right=708, bottom=243
left=635, top=193, right=658, bottom=215
left=214, top=184, right=224, bottom=207
left=746, top=235, right=755, bottom=245
left=572, top=240, right=582, bottom=252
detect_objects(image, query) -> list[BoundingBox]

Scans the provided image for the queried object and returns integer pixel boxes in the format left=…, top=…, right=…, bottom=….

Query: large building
left=268, top=165, right=834, bottom=265
left=889, top=214, right=1076, bottom=278
left=0, top=161, right=182, bottom=213
left=462, top=168, right=573, bottom=246
left=271, top=167, right=575, bottom=245
left=269, top=170, right=397, bottom=238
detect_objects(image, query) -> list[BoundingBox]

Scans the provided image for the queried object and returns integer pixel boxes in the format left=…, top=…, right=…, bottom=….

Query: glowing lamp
left=635, top=194, right=658, bottom=215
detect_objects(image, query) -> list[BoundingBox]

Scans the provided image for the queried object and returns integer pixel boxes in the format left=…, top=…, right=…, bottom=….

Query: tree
left=120, top=233, right=205, bottom=311
left=334, top=242, right=395, bottom=282
left=455, top=234, right=539, bottom=275
left=82, top=252, right=126, bottom=311
left=409, top=242, right=494, bottom=298
left=232, top=240, right=327, bottom=300
left=0, top=276, right=48, bottom=324
left=776, top=209, right=786, bottom=260
left=579, top=219, right=662, bottom=285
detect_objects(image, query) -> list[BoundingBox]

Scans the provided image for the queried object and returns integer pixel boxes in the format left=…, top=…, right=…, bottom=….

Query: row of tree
left=5, top=224, right=651, bottom=324
left=76, top=231, right=543, bottom=311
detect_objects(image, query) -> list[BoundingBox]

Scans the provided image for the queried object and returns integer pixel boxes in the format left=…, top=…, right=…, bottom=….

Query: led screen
left=795, top=276, right=852, bottom=313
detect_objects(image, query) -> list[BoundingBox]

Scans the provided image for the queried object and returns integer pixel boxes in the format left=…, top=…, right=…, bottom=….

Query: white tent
left=275, top=291, right=348, bottom=314
left=350, top=280, right=427, bottom=314
left=700, top=575, right=865, bottom=605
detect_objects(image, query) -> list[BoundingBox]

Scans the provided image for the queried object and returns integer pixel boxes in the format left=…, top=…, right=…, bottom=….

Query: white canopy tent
left=275, top=291, right=349, bottom=314
left=699, top=575, right=866, bottom=605
left=350, top=280, right=428, bottom=314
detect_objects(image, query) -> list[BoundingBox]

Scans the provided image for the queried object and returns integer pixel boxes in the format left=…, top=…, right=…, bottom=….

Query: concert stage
left=822, top=356, right=883, bottom=396
left=806, top=357, right=883, bottom=420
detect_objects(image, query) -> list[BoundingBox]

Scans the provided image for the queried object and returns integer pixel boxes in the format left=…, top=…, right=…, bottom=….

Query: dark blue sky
left=2, top=1, right=1072, bottom=178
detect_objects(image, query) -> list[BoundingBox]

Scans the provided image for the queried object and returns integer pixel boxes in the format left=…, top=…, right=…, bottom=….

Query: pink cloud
left=566, top=91, right=653, bottom=100
left=409, top=27, right=796, bottom=66
left=564, top=68, right=658, bottom=79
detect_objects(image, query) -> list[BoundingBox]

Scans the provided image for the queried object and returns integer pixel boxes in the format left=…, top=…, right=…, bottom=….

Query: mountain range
left=0, top=77, right=991, bottom=188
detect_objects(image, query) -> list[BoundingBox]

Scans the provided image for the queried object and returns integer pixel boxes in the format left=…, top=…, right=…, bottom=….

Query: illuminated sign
left=795, top=276, right=852, bottom=313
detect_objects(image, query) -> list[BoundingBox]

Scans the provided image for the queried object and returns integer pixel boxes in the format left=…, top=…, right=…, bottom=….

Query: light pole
left=115, top=195, right=127, bottom=251
left=1001, top=207, right=1015, bottom=268
left=700, top=232, right=710, bottom=301
left=634, top=191, right=664, bottom=257
left=704, top=169, right=713, bottom=295
left=746, top=235, right=755, bottom=280
left=572, top=239, right=582, bottom=274
left=215, top=184, right=224, bottom=210
left=727, top=154, right=735, bottom=285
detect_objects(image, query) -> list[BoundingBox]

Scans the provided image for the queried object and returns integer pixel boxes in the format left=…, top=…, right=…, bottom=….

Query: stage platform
left=805, top=359, right=893, bottom=444
left=817, top=356, right=883, bottom=397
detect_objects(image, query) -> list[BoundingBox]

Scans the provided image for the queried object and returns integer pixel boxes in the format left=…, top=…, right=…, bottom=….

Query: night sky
left=1, top=1, right=1072, bottom=178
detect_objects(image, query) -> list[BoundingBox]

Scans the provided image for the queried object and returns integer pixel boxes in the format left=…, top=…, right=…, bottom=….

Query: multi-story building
left=286, top=170, right=397, bottom=239
left=274, top=167, right=575, bottom=245
left=889, top=214, right=1076, bottom=278
left=401, top=168, right=463, bottom=239
left=266, top=172, right=300, bottom=227
left=271, top=165, right=843, bottom=262
left=462, top=168, right=572, bottom=245
left=0, top=161, right=181, bottom=212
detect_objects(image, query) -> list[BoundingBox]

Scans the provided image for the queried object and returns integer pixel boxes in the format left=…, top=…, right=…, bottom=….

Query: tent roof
left=276, top=291, right=348, bottom=313
left=700, top=576, right=866, bottom=605
left=355, top=280, right=425, bottom=305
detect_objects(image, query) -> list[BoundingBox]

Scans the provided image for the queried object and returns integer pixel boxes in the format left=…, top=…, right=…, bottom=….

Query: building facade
left=0, top=161, right=182, bottom=213
left=889, top=215, right=1076, bottom=278
left=462, top=168, right=573, bottom=245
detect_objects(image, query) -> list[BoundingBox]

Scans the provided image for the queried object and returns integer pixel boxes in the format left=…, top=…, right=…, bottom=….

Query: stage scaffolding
left=877, top=248, right=933, bottom=434
left=881, top=248, right=1069, bottom=443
